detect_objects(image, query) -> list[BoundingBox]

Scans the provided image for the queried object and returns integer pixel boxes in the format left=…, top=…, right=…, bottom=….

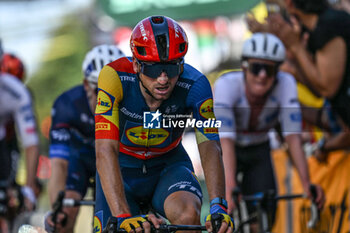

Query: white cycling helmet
left=242, top=33, right=285, bottom=63
left=82, top=44, right=125, bottom=84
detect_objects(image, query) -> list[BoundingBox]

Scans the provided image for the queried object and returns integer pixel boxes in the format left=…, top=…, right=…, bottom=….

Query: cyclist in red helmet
left=0, top=42, right=40, bottom=233
left=95, top=16, right=234, bottom=233
left=0, top=53, right=25, bottom=81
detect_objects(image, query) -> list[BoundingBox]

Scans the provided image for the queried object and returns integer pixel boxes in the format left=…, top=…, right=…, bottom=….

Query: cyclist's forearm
left=48, top=158, right=68, bottom=206
left=24, top=145, right=40, bottom=189
left=198, top=140, right=225, bottom=200
left=221, top=138, right=237, bottom=197
left=286, top=135, right=311, bottom=188
left=96, top=139, right=130, bottom=216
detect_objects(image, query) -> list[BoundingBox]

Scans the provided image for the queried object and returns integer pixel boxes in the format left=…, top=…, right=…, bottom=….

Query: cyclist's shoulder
left=99, top=57, right=134, bottom=93
left=216, top=69, right=243, bottom=83
left=214, top=69, right=244, bottom=95
left=0, top=73, right=31, bottom=102
left=180, top=63, right=211, bottom=89
left=52, top=85, right=87, bottom=120
left=105, top=56, right=134, bottom=74
left=1, top=72, right=29, bottom=93
left=54, top=85, right=85, bottom=103
left=275, top=71, right=297, bottom=88
left=182, top=63, right=203, bottom=77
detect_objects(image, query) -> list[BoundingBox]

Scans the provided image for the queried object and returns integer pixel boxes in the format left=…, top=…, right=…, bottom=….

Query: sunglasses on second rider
left=137, top=58, right=184, bottom=79
left=243, top=61, right=279, bottom=77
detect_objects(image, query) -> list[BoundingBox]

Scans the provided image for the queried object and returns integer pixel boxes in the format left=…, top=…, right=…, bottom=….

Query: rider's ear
left=241, top=60, right=248, bottom=71
left=132, top=57, right=140, bottom=73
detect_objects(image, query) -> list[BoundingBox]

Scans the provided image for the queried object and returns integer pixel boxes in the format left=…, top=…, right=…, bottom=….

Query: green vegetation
left=27, top=14, right=91, bottom=153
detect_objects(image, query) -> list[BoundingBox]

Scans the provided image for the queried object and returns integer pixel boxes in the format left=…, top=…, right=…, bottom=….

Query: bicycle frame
left=232, top=190, right=319, bottom=233
left=51, top=191, right=95, bottom=233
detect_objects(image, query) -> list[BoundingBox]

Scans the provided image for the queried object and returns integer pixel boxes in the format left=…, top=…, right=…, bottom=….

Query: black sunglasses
left=137, top=59, right=184, bottom=79
left=247, top=62, right=278, bottom=77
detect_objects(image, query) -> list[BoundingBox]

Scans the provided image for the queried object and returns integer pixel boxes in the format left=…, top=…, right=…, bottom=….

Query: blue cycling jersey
left=49, top=85, right=96, bottom=195
left=49, top=85, right=95, bottom=161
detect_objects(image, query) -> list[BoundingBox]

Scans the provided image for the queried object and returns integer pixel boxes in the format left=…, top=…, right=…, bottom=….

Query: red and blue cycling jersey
left=95, top=57, right=219, bottom=164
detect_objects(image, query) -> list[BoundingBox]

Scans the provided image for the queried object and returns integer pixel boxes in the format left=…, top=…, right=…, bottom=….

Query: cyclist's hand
left=21, top=186, right=36, bottom=211
left=44, top=210, right=67, bottom=233
left=145, top=213, right=166, bottom=229
left=308, top=184, right=325, bottom=210
left=104, top=214, right=162, bottom=233
left=205, top=203, right=234, bottom=233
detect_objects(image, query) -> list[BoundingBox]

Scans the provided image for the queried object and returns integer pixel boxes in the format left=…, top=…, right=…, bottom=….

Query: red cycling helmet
left=1, top=53, right=25, bottom=81
left=130, top=16, right=188, bottom=62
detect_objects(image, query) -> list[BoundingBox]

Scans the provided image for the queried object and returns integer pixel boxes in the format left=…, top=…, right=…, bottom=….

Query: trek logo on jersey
left=96, top=122, right=111, bottom=131
left=126, top=126, right=169, bottom=146
left=199, top=98, right=215, bottom=119
left=143, top=110, right=162, bottom=129
left=96, top=90, right=115, bottom=115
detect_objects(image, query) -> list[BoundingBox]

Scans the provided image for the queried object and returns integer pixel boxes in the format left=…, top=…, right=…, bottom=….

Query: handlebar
left=62, top=198, right=95, bottom=207
left=51, top=191, right=95, bottom=232
left=232, top=188, right=319, bottom=231
left=308, top=185, right=319, bottom=228
left=105, top=224, right=206, bottom=233
left=155, top=224, right=206, bottom=232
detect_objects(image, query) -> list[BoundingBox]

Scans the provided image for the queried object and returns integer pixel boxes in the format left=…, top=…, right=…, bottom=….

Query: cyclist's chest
left=233, top=95, right=280, bottom=132
left=118, top=85, right=189, bottom=148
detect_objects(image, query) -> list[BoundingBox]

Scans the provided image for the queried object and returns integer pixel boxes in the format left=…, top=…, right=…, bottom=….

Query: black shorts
left=0, top=138, right=19, bottom=187
left=235, top=141, right=277, bottom=224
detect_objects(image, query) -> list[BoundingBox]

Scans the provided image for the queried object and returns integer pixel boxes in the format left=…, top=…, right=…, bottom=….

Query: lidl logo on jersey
left=199, top=98, right=215, bottom=119
left=143, top=110, right=162, bottom=129
left=93, top=211, right=103, bottom=233
left=126, top=126, right=169, bottom=146
left=96, top=90, right=115, bottom=116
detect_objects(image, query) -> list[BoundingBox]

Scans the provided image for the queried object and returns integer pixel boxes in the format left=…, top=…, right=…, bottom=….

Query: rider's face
left=133, top=59, right=179, bottom=101
left=243, top=58, right=278, bottom=97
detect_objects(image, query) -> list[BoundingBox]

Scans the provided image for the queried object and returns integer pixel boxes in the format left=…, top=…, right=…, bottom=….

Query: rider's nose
left=157, top=72, right=169, bottom=84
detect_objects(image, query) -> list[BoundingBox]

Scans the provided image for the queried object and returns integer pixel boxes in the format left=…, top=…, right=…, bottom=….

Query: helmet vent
left=179, top=43, right=186, bottom=53
left=251, top=39, right=256, bottom=52
left=151, top=16, right=164, bottom=24
left=136, top=47, right=147, bottom=56
left=272, top=43, right=279, bottom=55
left=156, top=34, right=168, bottom=61
left=263, top=34, right=268, bottom=52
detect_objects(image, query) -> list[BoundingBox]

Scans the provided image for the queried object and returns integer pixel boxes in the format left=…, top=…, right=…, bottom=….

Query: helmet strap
left=137, top=73, right=158, bottom=100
